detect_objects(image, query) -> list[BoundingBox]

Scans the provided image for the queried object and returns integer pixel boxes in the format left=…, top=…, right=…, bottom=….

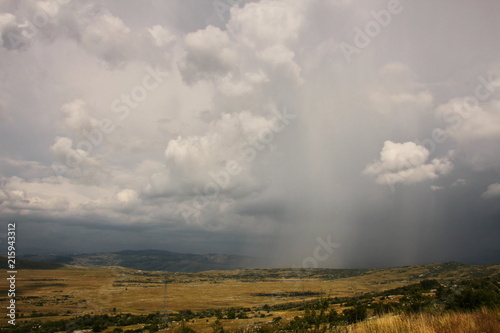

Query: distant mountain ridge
left=19, top=249, right=265, bottom=272
left=0, top=256, right=65, bottom=270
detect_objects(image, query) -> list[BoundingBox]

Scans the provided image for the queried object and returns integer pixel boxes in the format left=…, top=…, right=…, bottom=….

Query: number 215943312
left=7, top=223, right=16, bottom=270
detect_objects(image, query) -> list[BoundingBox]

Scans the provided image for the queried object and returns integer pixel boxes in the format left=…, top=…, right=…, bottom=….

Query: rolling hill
left=19, top=249, right=264, bottom=272
left=0, top=256, right=65, bottom=270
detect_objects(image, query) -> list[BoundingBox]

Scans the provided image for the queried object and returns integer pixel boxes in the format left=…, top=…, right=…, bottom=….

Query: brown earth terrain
left=1, top=261, right=499, bottom=332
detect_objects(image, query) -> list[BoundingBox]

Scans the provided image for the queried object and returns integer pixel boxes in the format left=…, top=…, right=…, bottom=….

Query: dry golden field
left=348, top=308, right=500, bottom=333
left=1, top=263, right=499, bottom=332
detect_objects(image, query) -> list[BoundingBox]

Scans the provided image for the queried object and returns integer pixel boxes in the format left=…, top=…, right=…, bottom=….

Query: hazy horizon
left=1, top=0, right=499, bottom=269
left=17, top=247, right=494, bottom=270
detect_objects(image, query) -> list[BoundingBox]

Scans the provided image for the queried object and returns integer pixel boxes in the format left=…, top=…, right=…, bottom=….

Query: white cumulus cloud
left=363, top=141, right=453, bottom=185
left=481, top=183, right=500, bottom=199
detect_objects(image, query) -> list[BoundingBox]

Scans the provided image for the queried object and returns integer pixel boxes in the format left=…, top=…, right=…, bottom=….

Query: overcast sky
left=0, top=0, right=499, bottom=268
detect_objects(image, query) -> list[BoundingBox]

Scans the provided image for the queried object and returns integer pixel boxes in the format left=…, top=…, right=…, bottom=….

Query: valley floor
left=0, top=262, right=498, bottom=332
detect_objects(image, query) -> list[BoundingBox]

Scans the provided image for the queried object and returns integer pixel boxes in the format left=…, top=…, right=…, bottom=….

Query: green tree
left=400, top=291, right=433, bottom=313
left=342, top=305, right=367, bottom=324
left=211, top=319, right=225, bottom=333
left=226, top=308, right=236, bottom=319
left=287, top=316, right=310, bottom=333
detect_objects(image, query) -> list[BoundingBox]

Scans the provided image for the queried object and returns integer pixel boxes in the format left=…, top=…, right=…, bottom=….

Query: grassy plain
left=1, top=262, right=499, bottom=331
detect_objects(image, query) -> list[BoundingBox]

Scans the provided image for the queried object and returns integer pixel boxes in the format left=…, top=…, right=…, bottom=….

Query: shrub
left=342, top=305, right=367, bottom=324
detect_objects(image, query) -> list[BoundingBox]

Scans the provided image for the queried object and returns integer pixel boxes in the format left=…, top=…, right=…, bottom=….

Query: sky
left=0, top=0, right=499, bottom=268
